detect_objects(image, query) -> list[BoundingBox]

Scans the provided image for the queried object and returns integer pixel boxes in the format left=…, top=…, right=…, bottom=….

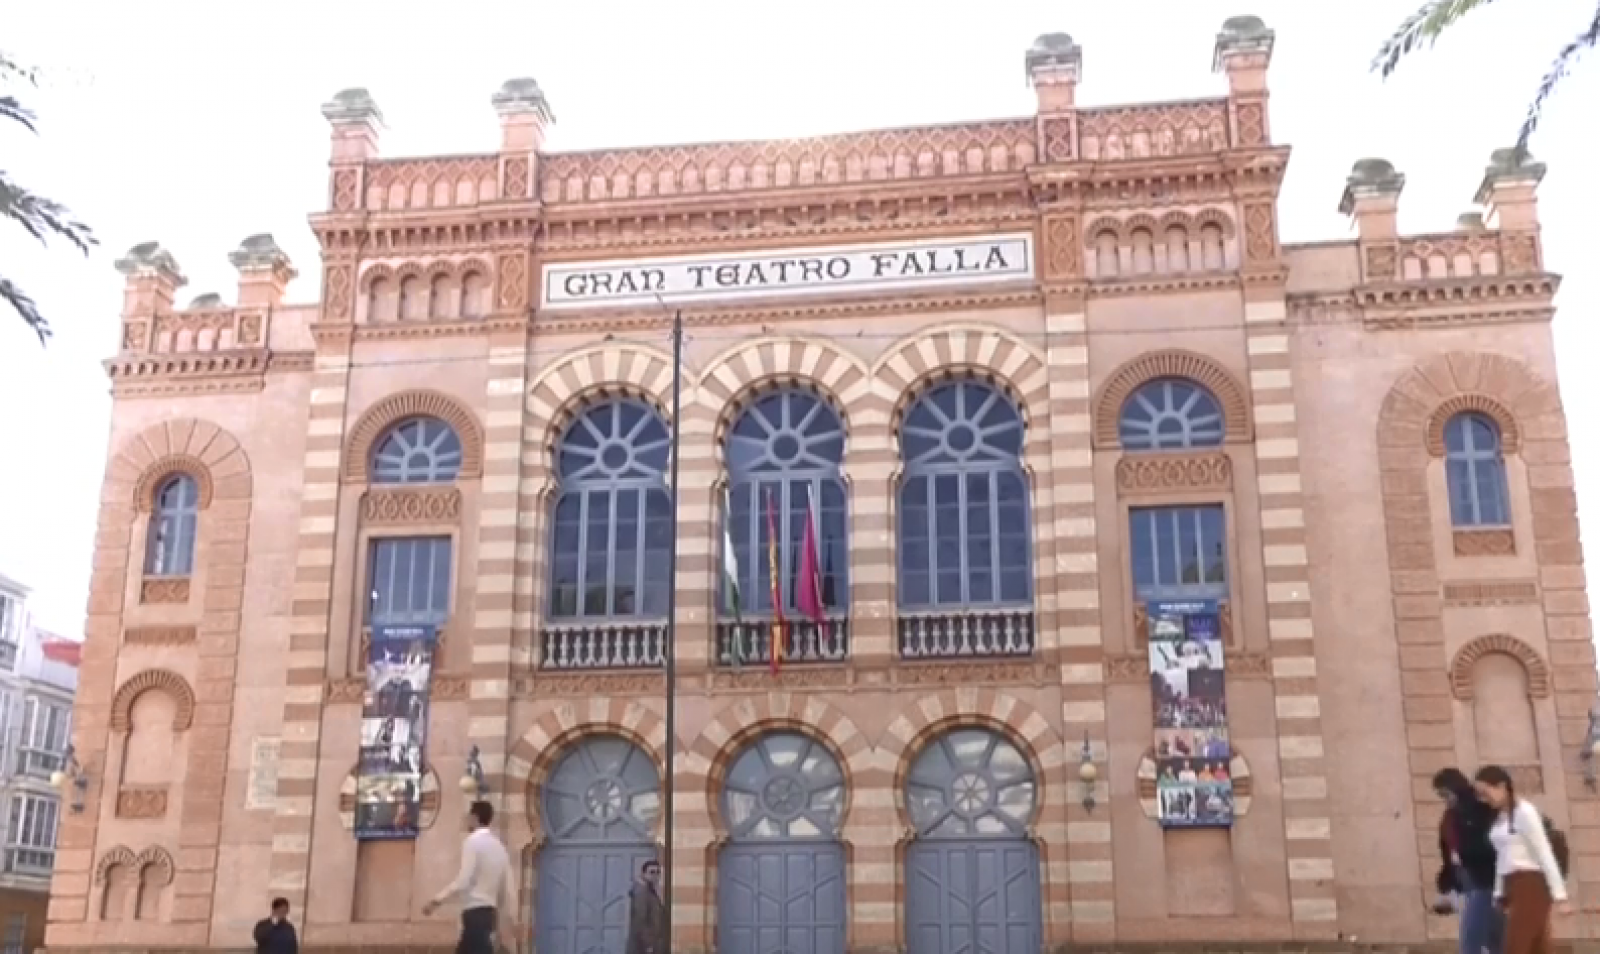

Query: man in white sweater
left=423, top=801, right=516, bottom=954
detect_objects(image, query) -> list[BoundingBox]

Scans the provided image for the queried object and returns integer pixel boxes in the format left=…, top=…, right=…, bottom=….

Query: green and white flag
left=722, top=488, right=743, bottom=664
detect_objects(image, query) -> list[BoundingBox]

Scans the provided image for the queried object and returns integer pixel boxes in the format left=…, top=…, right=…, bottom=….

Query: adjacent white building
left=0, top=573, right=79, bottom=954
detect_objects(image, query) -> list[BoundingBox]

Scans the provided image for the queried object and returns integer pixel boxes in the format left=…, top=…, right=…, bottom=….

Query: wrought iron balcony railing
left=717, top=616, right=849, bottom=667
left=897, top=607, right=1036, bottom=659
left=539, top=621, right=667, bottom=670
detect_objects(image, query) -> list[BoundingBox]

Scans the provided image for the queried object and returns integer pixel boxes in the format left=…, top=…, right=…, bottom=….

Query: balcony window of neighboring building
left=897, top=380, right=1031, bottom=609
left=371, top=417, right=463, bottom=484
left=366, top=537, right=452, bottom=630
left=1129, top=505, right=1229, bottom=601
left=2, top=912, right=23, bottom=954
left=722, top=389, right=849, bottom=618
left=19, top=698, right=70, bottom=778
left=1444, top=412, right=1511, bottom=527
left=547, top=400, right=673, bottom=621
left=4, top=793, right=58, bottom=874
left=1118, top=378, right=1225, bottom=451
left=144, top=474, right=199, bottom=576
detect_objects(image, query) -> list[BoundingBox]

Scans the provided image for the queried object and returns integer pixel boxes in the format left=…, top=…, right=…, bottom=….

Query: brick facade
left=47, top=17, right=1597, bottom=954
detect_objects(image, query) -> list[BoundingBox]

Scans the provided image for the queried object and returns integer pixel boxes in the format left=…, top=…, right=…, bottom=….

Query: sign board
left=541, top=234, right=1034, bottom=310
left=1146, top=599, right=1235, bottom=829
left=354, top=623, right=439, bottom=840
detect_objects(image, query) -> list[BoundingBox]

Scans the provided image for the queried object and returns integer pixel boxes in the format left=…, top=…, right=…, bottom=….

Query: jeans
left=1459, top=882, right=1505, bottom=954
left=458, top=906, right=497, bottom=954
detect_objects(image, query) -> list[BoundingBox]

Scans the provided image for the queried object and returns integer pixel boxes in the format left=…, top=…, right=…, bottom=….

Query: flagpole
left=662, top=308, right=683, bottom=954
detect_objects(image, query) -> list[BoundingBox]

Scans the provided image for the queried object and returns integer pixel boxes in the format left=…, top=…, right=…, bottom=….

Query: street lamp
left=459, top=745, right=487, bottom=798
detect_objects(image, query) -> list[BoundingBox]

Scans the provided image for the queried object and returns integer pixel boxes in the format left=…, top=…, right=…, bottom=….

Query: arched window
left=722, top=390, right=847, bottom=619
left=371, top=417, right=463, bottom=484
left=1118, top=378, right=1225, bottom=451
left=145, top=475, right=199, bottom=576
left=1445, top=412, right=1510, bottom=527
left=548, top=400, right=673, bottom=620
left=898, top=381, right=1030, bottom=608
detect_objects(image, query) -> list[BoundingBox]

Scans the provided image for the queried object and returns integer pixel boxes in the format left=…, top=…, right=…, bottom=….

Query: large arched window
left=722, top=389, right=848, bottom=617
left=1444, top=412, right=1510, bottom=527
left=371, top=417, right=463, bottom=484
left=1118, top=378, right=1225, bottom=451
left=897, top=380, right=1030, bottom=608
left=145, top=475, right=199, bottom=576
left=548, top=400, right=673, bottom=620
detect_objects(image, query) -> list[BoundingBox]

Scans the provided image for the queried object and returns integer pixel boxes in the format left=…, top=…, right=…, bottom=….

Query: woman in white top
left=1473, top=764, right=1571, bottom=954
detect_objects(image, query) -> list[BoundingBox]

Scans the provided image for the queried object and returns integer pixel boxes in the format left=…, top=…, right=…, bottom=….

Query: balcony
left=897, top=607, right=1036, bottom=659
left=717, top=616, right=849, bottom=667
left=0, top=641, right=15, bottom=672
left=2, top=848, right=52, bottom=876
left=539, top=621, right=666, bottom=670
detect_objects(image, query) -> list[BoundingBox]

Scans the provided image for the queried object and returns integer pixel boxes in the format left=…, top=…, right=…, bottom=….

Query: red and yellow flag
left=765, top=488, right=785, bottom=674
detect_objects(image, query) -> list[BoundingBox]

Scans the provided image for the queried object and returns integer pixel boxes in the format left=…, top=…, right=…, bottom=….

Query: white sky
left=1, top=0, right=1596, bottom=633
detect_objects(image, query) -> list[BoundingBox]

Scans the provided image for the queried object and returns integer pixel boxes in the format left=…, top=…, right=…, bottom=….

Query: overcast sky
left=1, top=0, right=1596, bottom=633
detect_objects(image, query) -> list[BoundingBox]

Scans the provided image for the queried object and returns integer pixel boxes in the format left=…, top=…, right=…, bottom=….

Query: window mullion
left=604, top=488, right=620, bottom=618
left=575, top=492, right=591, bottom=617
left=634, top=488, right=649, bottom=620
left=991, top=472, right=1005, bottom=603
left=956, top=472, right=971, bottom=604
left=922, top=474, right=937, bottom=607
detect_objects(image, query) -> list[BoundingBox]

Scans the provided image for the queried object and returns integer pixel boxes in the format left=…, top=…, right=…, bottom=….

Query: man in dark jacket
left=253, top=898, right=299, bottom=954
left=626, top=859, right=667, bottom=954
left=1433, top=767, right=1504, bottom=954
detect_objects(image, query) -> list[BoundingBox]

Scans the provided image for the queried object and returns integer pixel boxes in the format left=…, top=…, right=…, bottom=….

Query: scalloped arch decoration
left=526, top=343, right=681, bottom=455
left=94, top=846, right=138, bottom=884
left=1092, top=349, right=1253, bottom=449
left=1449, top=634, right=1551, bottom=700
left=507, top=698, right=672, bottom=832
left=697, top=336, right=868, bottom=449
left=132, top=455, right=214, bottom=513
left=343, top=389, right=486, bottom=483
left=136, top=846, right=176, bottom=886
left=109, top=669, right=196, bottom=733
left=874, top=325, right=1048, bottom=432
left=1426, top=394, right=1523, bottom=457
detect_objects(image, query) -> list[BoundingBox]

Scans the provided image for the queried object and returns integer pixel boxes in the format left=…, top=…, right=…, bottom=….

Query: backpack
left=1510, top=805, right=1570, bottom=878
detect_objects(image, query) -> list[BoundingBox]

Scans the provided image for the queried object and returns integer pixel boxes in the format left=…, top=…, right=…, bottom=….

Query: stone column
left=1339, top=158, right=1406, bottom=283
left=492, top=77, right=553, bottom=203
left=264, top=90, right=377, bottom=921
left=1213, top=16, right=1275, bottom=147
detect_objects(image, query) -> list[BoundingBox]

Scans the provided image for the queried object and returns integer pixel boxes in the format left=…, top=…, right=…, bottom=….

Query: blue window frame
left=372, top=417, right=463, bottom=484
left=1444, top=413, right=1510, bottom=527
left=721, top=390, right=847, bottom=616
left=1129, top=505, right=1228, bottom=600
left=1118, top=378, right=1225, bottom=451
left=548, top=400, right=673, bottom=620
left=367, top=536, right=453, bottom=626
left=897, top=380, right=1031, bottom=607
left=145, top=475, right=199, bottom=576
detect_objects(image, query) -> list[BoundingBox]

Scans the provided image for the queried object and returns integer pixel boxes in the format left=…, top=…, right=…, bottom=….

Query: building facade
left=49, top=16, right=1598, bottom=954
left=0, top=576, right=80, bottom=954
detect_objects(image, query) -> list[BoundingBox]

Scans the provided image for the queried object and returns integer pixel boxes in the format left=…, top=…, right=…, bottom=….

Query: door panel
left=536, top=844, right=655, bottom=954
left=717, top=842, right=846, bottom=954
left=905, top=840, right=1041, bottom=954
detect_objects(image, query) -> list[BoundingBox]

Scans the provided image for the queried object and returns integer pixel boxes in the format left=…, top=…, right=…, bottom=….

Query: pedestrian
left=252, top=897, right=298, bottom=954
left=626, top=858, right=667, bottom=954
left=1431, top=767, right=1503, bottom=954
left=1473, top=765, right=1571, bottom=954
left=422, top=800, right=516, bottom=954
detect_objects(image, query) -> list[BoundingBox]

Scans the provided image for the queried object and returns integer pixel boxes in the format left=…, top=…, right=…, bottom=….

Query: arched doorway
left=535, top=734, right=661, bottom=954
left=903, top=726, right=1042, bottom=954
left=717, top=730, right=847, bottom=954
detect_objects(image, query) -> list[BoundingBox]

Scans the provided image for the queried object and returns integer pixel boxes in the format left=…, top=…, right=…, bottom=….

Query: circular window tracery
left=727, top=390, right=846, bottom=477
left=372, top=417, right=464, bottom=484
left=557, top=400, right=671, bottom=483
left=905, top=727, right=1036, bottom=838
left=1117, top=378, right=1225, bottom=451
left=721, top=731, right=845, bottom=840
left=541, top=734, right=660, bottom=844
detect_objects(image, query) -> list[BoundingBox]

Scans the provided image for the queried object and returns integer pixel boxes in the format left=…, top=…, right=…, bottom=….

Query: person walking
left=422, top=800, right=516, bottom=954
left=1432, top=767, right=1503, bottom=954
left=1473, top=765, right=1571, bottom=954
left=253, top=897, right=299, bottom=954
left=625, top=858, right=667, bottom=954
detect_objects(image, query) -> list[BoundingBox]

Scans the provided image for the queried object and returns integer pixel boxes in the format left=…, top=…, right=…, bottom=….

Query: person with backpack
left=1473, top=765, right=1572, bottom=954
left=1432, top=767, right=1504, bottom=954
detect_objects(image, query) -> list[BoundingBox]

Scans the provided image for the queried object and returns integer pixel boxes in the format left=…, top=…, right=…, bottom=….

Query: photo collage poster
left=354, top=623, right=438, bottom=840
left=1147, top=599, right=1235, bottom=828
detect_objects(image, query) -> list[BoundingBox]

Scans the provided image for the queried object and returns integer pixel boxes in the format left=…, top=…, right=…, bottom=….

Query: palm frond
left=0, top=174, right=96, bottom=254
left=1513, top=0, right=1600, bottom=160
left=0, top=95, right=36, bottom=133
left=1373, top=0, right=1502, bottom=77
left=0, top=276, right=51, bottom=344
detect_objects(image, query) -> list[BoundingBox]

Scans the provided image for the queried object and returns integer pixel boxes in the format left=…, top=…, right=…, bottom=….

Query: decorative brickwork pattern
left=1424, top=394, right=1522, bottom=457
left=1376, top=350, right=1593, bottom=932
left=1091, top=350, right=1253, bottom=449
left=1448, top=634, right=1551, bottom=701
left=63, top=417, right=252, bottom=937
left=1241, top=296, right=1338, bottom=929
left=342, top=389, right=486, bottom=483
left=131, top=456, right=214, bottom=512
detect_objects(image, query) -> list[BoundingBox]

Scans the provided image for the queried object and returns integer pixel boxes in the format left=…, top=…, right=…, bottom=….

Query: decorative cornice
left=352, top=315, right=525, bottom=343
left=105, top=350, right=270, bottom=394
left=1362, top=305, right=1556, bottom=332
left=123, top=626, right=197, bottom=646
left=1087, top=272, right=1241, bottom=298
left=1356, top=274, right=1559, bottom=310
left=1441, top=579, right=1539, bottom=607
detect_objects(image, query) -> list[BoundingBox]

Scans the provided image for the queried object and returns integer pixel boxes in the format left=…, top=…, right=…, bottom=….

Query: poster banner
left=354, top=623, right=438, bottom=840
left=1146, top=599, right=1234, bottom=829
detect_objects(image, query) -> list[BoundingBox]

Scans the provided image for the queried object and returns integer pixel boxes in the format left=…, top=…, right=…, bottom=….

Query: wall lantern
left=459, top=744, right=488, bottom=798
left=1077, top=733, right=1099, bottom=813
left=50, top=744, right=89, bottom=813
